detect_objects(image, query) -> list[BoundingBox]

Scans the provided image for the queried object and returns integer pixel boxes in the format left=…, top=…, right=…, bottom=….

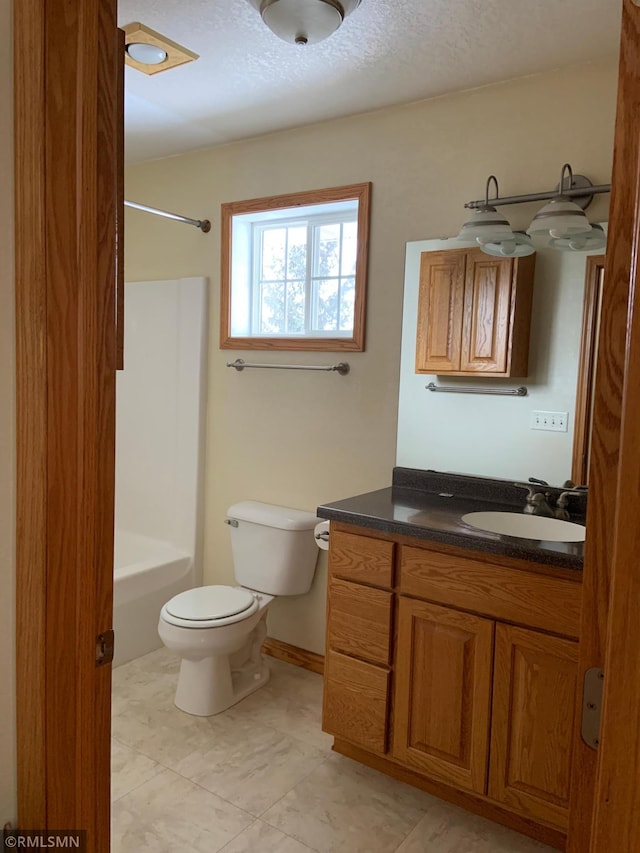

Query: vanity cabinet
left=415, top=248, right=535, bottom=377
left=323, top=522, right=582, bottom=848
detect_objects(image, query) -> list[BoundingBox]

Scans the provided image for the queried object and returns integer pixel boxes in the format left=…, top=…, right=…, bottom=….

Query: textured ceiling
left=119, top=0, right=620, bottom=163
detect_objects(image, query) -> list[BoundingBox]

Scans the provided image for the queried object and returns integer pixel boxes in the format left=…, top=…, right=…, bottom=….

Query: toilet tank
left=227, top=501, right=320, bottom=596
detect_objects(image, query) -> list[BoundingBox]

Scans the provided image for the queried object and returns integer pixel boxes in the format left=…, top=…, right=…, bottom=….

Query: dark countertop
left=317, top=469, right=585, bottom=571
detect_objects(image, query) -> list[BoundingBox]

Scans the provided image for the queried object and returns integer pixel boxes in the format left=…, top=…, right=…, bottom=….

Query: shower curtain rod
left=124, top=199, right=211, bottom=233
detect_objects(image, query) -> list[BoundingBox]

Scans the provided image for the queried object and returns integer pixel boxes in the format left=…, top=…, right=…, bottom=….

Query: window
left=220, top=183, right=371, bottom=351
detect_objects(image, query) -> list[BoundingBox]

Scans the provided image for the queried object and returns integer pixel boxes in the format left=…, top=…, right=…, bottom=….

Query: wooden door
left=490, top=624, right=579, bottom=830
left=460, top=250, right=512, bottom=373
left=568, top=2, right=640, bottom=851
left=585, top=1, right=640, bottom=849
left=415, top=250, right=466, bottom=373
left=392, top=597, right=494, bottom=793
left=15, top=1, right=121, bottom=848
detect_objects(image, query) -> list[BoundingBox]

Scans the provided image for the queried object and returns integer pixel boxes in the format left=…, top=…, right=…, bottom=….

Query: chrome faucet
left=554, top=483, right=588, bottom=520
left=554, top=492, right=573, bottom=520
left=514, top=483, right=555, bottom=517
left=514, top=478, right=588, bottom=519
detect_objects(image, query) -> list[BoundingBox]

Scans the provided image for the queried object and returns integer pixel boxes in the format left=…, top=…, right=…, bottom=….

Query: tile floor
left=111, top=648, right=554, bottom=853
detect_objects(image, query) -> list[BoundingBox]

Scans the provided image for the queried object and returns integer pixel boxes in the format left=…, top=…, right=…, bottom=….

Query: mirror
left=220, top=182, right=371, bottom=352
left=396, top=231, right=607, bottom=486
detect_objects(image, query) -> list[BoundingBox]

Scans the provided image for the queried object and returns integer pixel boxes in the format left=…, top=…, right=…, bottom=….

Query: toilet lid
left=165, top=585, right=255, bottom=622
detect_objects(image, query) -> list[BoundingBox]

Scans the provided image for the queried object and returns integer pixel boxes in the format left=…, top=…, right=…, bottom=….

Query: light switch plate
left=530, top=411, right=569, bottom=432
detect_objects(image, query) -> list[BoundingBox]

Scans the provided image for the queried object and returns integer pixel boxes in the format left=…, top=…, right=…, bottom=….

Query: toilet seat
left=162, top=585, right=259, bottom=629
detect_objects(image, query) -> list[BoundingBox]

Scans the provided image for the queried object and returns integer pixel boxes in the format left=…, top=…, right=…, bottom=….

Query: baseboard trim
left=262, top=637, right=325, bottom=676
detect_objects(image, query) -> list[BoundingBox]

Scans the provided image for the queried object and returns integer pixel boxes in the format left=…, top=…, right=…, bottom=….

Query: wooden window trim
left=220, top=182, right=371, bottom=352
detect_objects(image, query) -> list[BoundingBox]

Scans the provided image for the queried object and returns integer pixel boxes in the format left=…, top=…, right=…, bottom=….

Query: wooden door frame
left=14, top=0, right=118, bottom=849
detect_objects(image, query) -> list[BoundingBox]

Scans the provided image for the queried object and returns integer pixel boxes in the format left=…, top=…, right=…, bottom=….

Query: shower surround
left=114, top=277, right=208, bottom=666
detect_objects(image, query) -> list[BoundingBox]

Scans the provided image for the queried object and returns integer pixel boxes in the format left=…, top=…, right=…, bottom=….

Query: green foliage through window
left=253, top=215, right=357, bottom=337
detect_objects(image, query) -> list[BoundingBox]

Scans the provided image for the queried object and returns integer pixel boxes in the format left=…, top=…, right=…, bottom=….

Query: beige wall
left=125, top=61, right=617, bottom=655
left=0, top=0, right=16, bottom=824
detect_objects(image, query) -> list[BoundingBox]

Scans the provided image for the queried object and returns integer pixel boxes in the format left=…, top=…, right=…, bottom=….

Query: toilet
left=158, top=501, right=320, bottom=716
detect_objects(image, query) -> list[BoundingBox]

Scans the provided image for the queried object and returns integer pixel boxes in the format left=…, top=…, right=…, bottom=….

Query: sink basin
left=461, top=511, right=586, bottom=543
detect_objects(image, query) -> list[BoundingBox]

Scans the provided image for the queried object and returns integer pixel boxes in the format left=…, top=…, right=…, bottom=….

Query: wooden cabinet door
left=415, top=250, right=466, bottom=373
left=460, top=250, right=513, bottom=373
left=392, top=597, right=494, bottom=793
left=489, top=624, right=579, bottom=830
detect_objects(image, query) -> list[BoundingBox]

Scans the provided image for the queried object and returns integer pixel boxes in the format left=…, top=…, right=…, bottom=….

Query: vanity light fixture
left=528, top=164, right=593, bottom=241
left=456, top=176, right=516, bottom=242
left=480, top=231, right=536, bottom=258
left=549, top=223, right=607, bottom=252
left=460, top=164, right=611, bottom=255
left=456, top=176, right=536, bottom=257
left=246, top=0, right=362, bottom=46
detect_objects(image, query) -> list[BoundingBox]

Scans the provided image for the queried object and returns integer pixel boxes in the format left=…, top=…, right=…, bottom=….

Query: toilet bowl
left=158, top=501, right=320, bottom=716
left=158, top=585, right=275, bottom=716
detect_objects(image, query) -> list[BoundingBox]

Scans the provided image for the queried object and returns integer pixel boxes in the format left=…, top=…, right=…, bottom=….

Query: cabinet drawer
left=327, top=577, right=392, bottom=666
left=330, top=529, right=394, bottom=589
left=400, top=546, right=581, bottom=639
left=322, top=650, right=389, bottom=754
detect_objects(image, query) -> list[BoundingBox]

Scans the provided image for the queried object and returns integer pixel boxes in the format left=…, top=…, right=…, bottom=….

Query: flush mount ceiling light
left=247, top=0, right=362, bottom=45
left=126, top=43, right=168, bottom=65
left=459, top=164, right=611, bottom=255
left=123, top=22, right=199, bottom=76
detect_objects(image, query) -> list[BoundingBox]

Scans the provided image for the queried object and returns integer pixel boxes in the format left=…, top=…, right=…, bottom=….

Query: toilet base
left=174, top=654, right=270, bottom=717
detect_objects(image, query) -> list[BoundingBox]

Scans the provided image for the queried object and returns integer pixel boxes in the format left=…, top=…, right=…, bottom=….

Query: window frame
left=220, top=183, right=371, bottom=351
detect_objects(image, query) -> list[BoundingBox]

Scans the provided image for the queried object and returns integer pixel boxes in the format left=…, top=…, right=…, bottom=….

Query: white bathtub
left=113, top=530, right=194, bottom=667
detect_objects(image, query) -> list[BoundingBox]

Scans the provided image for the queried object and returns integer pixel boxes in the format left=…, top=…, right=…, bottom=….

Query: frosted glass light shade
left=549, top=223, right=606, bottom=252
left=480, top=231, right=536, bottom=258
left=528, top=198, right=592, bottom=240
left=126, top=43, right=168, bottom=65
left=257, top=0, right=361, bottom=45
left=456, top=206, right=514, bottom=244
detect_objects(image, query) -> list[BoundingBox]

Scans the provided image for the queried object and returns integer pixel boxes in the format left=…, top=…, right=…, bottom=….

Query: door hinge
left=96, top=629, right=115, bottom=666
left=581, top=667, right=604, bottom=749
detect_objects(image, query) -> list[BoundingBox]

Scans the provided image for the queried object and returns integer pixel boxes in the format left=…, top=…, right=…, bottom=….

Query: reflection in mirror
left=396, top=229, right=607, bottom=487
left=572, top=255, right=605, bottom=484
left=220, top=183, right=371, bottom=351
